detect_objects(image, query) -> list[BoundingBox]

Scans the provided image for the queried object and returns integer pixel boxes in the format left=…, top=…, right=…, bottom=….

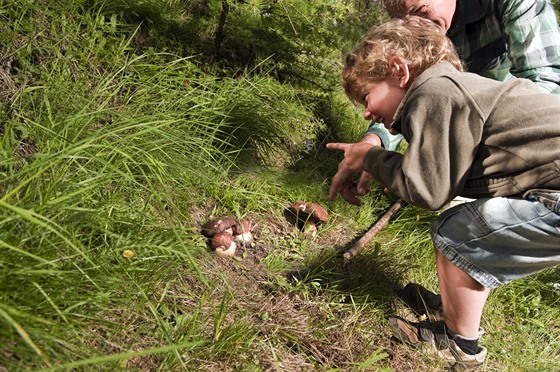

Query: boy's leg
left=389, top=195, right=560, bottom=367
left=436, top=249, right=490, bottom=339
left=430, top=196, right=560, bottom=289
left=402, top=193, right=560, bottom=320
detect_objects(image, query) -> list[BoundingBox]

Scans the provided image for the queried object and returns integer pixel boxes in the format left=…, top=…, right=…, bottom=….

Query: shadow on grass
left=283, top=233, right=409, bottom=315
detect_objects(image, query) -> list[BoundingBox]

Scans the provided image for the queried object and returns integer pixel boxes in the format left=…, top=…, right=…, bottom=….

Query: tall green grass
left=1, top=0, right=329, bottom=368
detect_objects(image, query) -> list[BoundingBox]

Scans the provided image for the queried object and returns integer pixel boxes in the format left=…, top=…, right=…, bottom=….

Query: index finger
left=326, top=142, right=348, bottom=151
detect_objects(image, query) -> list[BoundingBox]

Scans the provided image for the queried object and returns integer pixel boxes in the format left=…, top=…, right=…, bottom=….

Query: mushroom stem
left=233, top=219, right=254, bottom=245
left=211, top=232, right=238, bottom=257
left=303, top=220, right=318, bottom=237
left=215, top=243, right=237, bottom=257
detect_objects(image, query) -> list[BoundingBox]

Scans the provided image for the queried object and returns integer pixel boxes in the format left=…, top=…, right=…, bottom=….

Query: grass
left=1, top=0, right=559, bottom=371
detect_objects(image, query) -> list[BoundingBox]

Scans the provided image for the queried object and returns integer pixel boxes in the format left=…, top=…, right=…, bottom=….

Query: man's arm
left=500, top=0, right=560, bottom=93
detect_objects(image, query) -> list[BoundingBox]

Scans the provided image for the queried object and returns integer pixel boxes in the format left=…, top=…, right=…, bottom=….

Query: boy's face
left=385, top=0, right=456, bottom=32
left=355, top=77, right=407, bottom=133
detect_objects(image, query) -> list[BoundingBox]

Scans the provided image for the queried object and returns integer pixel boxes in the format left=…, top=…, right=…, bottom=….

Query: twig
left=343, top=199, right=405, bottom=263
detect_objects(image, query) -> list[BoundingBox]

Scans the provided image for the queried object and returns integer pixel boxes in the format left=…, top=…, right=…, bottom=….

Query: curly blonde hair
left=342, top=16, right=463, bottom=102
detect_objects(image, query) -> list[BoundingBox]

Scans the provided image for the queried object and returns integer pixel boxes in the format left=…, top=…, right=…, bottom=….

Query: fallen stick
left=343, top=199, right=405, bottom=263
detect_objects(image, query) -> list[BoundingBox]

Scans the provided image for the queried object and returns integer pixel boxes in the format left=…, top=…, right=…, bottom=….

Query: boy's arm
left=363, top=80, right=484, bottom=210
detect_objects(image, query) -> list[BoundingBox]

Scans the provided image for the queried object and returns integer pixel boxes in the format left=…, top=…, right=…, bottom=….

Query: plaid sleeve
left=363, top=122, right=403, bottom=151
left=500, top=0, right=560, bottom=94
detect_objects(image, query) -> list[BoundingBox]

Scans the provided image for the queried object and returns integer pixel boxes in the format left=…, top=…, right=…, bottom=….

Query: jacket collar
left=390, top=62, right=458, bottom=132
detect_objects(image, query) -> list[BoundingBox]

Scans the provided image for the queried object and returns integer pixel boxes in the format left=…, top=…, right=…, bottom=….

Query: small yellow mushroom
left=122, top=249, right=135, bottom=258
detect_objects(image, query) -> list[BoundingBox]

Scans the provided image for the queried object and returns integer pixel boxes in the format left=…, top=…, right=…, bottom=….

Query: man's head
left=383, top=0, right=456, bottom=31
left=342, top=16, right=463, bottom=103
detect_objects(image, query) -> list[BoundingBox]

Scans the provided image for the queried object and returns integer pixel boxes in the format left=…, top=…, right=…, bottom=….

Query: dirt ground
left=188, top=208, right=436, bottom=372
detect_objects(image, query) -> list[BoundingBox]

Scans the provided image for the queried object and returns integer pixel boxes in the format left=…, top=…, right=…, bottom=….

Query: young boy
left=336, top=0, right=560, bottom=206
left=327, top=16, right=560, bottom=370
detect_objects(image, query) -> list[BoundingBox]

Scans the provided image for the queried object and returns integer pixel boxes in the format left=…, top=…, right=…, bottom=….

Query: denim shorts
left=429, top=193, right=560, bottom=288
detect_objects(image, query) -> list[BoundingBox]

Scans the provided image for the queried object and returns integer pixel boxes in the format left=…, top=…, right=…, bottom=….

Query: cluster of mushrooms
left=201, top=216, right=253, bottom=257
left=202, top=201, right=328, bottom=257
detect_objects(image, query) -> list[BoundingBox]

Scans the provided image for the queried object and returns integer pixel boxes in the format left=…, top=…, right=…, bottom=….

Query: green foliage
left=0, top=0, right=379, bottom=368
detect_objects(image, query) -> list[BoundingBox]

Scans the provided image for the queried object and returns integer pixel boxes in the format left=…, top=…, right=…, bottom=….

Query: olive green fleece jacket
left=364, top=62, right=560, bottom=211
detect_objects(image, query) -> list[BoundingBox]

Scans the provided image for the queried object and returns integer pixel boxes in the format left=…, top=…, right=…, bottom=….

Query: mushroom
left=290, top=201, right=329, bottom=237
left=201, top=216, right=239, bottom=238
left=210, top=232, right=237, bottom=257
left=232, top=219, right=253, bottom=246
left=202, top=216, right=254, bottom=256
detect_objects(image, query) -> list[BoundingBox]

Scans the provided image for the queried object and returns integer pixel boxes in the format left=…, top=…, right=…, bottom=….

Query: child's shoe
left=388, top=316, right=487, bottom=371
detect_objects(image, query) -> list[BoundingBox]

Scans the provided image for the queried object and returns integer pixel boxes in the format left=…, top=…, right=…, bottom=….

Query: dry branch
left=343, top=199, right=405, bottom=263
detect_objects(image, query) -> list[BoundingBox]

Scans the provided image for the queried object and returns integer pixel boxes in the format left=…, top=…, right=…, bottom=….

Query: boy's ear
left=389, top=56, right=411, bottom=88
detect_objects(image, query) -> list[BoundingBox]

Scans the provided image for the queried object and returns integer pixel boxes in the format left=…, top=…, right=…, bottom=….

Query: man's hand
left=326, top=141, right=377, bottom=205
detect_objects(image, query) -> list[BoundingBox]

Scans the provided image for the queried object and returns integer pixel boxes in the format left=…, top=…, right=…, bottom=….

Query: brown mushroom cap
left=291, top=201, right=329, bottom=223
left=210, top=232, right=237, bottom=257
left=232, top=219, right=251, bottom=235
left=201, top=216, right=239, bottom=237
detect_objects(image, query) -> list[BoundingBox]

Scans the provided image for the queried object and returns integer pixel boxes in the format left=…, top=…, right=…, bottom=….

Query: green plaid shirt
left=449, top=0, right=560, bottom=94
